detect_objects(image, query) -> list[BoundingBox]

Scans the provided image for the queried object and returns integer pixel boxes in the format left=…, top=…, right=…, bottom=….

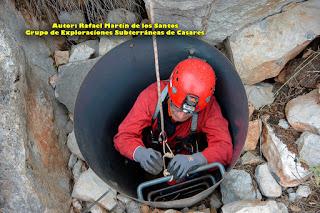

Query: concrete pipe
left=74, top=36, right=248, bottom=208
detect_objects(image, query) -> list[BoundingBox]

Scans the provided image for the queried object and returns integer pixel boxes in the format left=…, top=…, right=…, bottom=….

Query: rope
left=149, top=1, right=174, bottom=176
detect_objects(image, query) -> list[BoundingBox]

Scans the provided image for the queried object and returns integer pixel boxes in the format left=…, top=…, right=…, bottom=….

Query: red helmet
left=168, top=58, right=216, bottom=113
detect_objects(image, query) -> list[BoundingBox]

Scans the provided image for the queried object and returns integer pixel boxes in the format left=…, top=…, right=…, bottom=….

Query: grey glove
left=168, top=152, right=207, bottom=180
left=134, top=146, right=163, bottom=175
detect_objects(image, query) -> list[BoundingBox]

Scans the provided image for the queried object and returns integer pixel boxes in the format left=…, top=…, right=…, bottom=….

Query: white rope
left=149, top=1, right=174, bottom=176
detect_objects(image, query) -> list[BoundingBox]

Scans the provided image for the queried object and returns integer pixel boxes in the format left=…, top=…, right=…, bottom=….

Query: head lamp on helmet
left=168, top=58, right=216, bottom=112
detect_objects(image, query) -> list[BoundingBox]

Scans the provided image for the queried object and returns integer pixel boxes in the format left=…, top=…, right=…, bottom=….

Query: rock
left=287, top=188, right=294, bottom=193
left=107, top=8, right=138, bottom=24
left=72, top=199, right=82, bottom=212
left=54, top=50, right=69, bottom=66
left=289, top=193, right=297, bottom=202
left=261, top=120, right=310, bottom=187
left=58, top=10, right=86, bottom=24
left=278, top=119, right=290, bottom=129
left=49, top=74, right=59, bottom=89
left=99, top=36, right=131, bottom=56
left=82, top=40, right=100, bottom=57
left=244, top=119, right=262, bottom=151
left=111, top=205, right=126, bottom=213
left=227, top=0, right=320, bottom=85
left=67, top=131, right=85, bottom=160
left=69, top=43, right=95, bottom=62
left=209, top=192, right=222, bottom=209
left=55, top=57, right=100, bottom=113
left=72, top=159, right=84, bottom=181
left=290, top=204, right=302, bottom=212
left=296, top=185, right=311, bottom=198
left=206, top=0, right=301, bottom=44
left=192, top=209, right=210, bottom=213
left=241, top=152, right=264, bottom=165
left=72, top=168, right=117, bottom=211
left=164, top=210, right=180, bottom=213
left=125, top=200, right=141, bottom=213
left=248, top=102, right=255, bottom=119
left=140, top=205, right=150, bottom=213
left=245, top=83, right=275, bottom=109
left=220, top=169, right=261, bottom=204
left=222, top=200, right=288, bottom=213
left=68, top=153, right=78, bottom=169
left=296, top=132, right=320, bottom=167
left=286, top=90, right=320, bottom=134
left=255, top=163, right=282, bottom=198
left=89, top=204, right=108, bottom=213
left=0, top=1, right=71, bottom=211
left=143, top=0, right=215, bottom=31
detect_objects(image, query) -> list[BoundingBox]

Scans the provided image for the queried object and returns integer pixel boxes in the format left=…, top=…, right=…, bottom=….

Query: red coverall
left=114, top=81, right=233, bottom=166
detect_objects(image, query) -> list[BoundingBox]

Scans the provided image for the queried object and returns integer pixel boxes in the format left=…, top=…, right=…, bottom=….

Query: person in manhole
left=114, top=58, right=232, bottom=180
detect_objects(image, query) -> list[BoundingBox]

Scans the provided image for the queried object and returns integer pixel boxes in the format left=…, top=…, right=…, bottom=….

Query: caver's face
left=168, top=99, right=193, bottom=122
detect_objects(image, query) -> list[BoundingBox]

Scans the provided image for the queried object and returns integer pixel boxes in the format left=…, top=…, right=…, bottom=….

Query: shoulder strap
left=152, top=85, right=168, bottom=122
left=190, top=112, right=198, bottom=133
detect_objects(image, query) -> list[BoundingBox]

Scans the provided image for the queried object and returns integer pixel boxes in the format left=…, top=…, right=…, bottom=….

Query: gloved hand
left=133, top=146, right=163, bottom=175
left=168, top=152, right=207, bottom=180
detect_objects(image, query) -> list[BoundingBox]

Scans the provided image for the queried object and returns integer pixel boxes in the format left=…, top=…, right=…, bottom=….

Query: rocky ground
left=1, top=0, right=320, bottom=212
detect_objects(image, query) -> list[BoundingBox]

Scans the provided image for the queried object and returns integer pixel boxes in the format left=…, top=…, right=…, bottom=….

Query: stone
left=205, top=0, right=300, bottom=44
left=68, top=153, right=78, bottom=169
left=289, top=193, right=297, bottom=202
left=67, top=130, right=85, bottom=161
left=49, top=74, right=59, bottom=89
left=296, top=185, right=311, bottom=198
left=290, top=205, right=302, bottom=212
left=107, top=8, right=138, bottom=24
left=221, top=200, right=288, bottom=213
left=296, top=132, right=320, bottom=167
left=54, top=50, right=69, bottom=66
left=56, top=57, right=100, bottom=113
left=90, top=204, right=108, bottom=213
left=69, top=43, right=95, bottom=62
left=241, top=152, right=264, bottom=165
left=209, top=192, right=222, bottom=209
left=255, top=163, right=282, bottom=198
left=278, top=119, right=290, bottom=129
left=81, top=40, right=99, bottom=57
left=72, top=169, right=117, bottom=211
left=143, top=0, right=215, bottom=31
left=72, top=159, right=84, bottom=181
left=0, top=0, right=71, bottom=211
left=125, top=200, right=141, bottom=213
left=248, top=102, right=255, bottom=119
left=220, top=169, right=261, bottom=204
left=243, top=119, right=262, bottom=151
left=140, top=205, right=150, bottom=213
left=227, top=0, right=320, bottom=85
left=286, top=90, right=320, bottom=135
left=164, top=210, right=180, bottom=213
left=261, top=120, right=310, bottom=187
left=99, top=36, right=131, bottom=56
left=192, top=209, right=210, bottom=213
left=58, top=10, right=86, bottom=24
left=72, top=199, right=82, bottom=212
left=245, top=83, right=275, bottom=109
left=287, top=188, right=294, bottom=193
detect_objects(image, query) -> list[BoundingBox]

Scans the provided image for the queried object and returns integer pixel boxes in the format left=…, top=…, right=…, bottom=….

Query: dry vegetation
left=14, top=0, right=142, bottom=23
